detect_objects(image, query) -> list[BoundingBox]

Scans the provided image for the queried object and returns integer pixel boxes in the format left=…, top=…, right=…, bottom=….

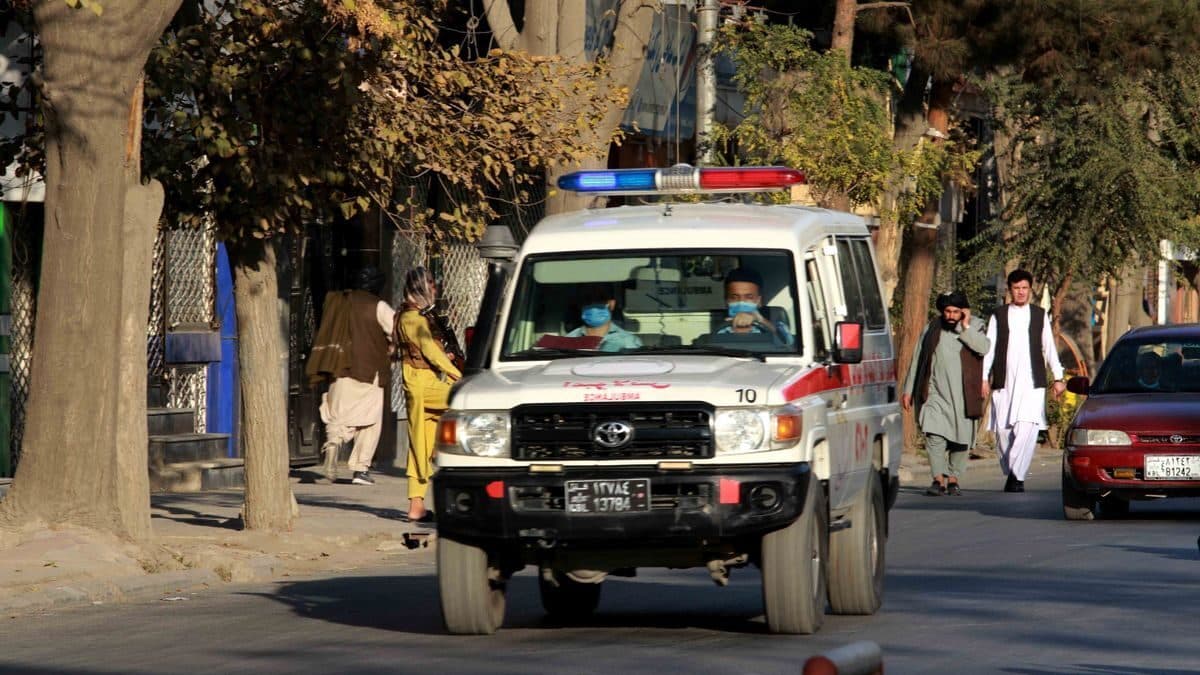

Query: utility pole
left=695, top=0, right=719, bottom=165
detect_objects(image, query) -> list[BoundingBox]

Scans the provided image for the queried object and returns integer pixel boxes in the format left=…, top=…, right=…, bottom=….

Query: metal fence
left=8, top=208, right=36, bottom=467
left=160, top=224, right=216, bottom=432
left=147, top=227, right=167, bottom=381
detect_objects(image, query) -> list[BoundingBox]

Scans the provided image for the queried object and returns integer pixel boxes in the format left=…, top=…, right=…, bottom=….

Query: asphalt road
left=3, top=456, right=1199, bottom=675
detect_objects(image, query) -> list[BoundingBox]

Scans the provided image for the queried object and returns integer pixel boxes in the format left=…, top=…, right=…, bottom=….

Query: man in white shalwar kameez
left=982, top=269, right=1065, bottom=492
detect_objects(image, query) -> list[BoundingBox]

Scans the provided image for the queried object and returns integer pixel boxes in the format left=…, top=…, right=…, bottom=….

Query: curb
left=1, top=529, right=437, bottom=617
left=0, top=568, right=221, bottom=616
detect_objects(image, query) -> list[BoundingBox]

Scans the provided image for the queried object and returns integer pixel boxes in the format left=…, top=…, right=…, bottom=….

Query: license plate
left=1144, top=455, right=1200, bottom=480
left=565, top=479, right=650, bottom=514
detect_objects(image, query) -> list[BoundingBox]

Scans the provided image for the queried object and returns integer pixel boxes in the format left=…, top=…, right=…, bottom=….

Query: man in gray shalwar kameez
left=902, top=291, right=991, bottom=496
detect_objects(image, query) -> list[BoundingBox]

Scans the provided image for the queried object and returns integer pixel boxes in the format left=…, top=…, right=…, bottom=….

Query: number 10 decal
left=736, top=388, right=758, bottom=403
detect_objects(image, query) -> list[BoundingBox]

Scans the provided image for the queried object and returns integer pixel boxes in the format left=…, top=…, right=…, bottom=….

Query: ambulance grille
left=511, top=403, right=715, bottom=461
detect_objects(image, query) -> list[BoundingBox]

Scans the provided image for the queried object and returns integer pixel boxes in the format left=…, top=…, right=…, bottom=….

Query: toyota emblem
left=593, top=421, right=634, bottom=449
left=1170, top=434, right=1185, bottom=444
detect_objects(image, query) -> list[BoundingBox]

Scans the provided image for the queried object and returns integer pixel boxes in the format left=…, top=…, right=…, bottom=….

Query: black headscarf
left=936, top=291, right=970, bottom=312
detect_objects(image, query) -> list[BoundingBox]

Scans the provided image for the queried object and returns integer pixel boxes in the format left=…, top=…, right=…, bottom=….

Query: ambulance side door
left=830, top=236, right=893, bottom=505
left=803, top=238, right=856, bottom=512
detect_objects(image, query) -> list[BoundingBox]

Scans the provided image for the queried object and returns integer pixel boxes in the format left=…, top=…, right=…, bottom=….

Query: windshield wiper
left=634, top=345, right=766, bottom=362
left=507, top=348, right=616, bottom=359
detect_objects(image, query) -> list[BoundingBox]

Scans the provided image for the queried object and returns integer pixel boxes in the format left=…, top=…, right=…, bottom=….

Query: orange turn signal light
left=437, top=418, right=457, bottom=446
left=1113, top=468, right=1136, bottom=480
left=774, top=414, right=802, bottom=442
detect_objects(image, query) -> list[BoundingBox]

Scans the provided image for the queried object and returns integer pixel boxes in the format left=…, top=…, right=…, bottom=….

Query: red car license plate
left=1144, top=455, right=1200, bottom=480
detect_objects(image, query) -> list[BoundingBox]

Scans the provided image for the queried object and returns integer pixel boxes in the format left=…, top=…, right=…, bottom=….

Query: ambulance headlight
left=437, top=411, right=511, bottom=458
left=714, top=409, right=767, bottom=454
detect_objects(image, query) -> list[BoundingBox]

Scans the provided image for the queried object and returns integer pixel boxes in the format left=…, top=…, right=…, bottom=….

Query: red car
left=1062, top=323, right=1200, bottom=520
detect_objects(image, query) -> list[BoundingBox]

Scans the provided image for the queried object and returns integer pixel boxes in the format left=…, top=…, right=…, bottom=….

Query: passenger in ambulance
left=564, top=284, right=643, bottom=352
left=715, top=268, right=794, bottom=346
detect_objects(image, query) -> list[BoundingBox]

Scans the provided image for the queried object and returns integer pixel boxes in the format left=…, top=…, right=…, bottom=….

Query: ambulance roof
left=519, top=203, right=869, bottom=257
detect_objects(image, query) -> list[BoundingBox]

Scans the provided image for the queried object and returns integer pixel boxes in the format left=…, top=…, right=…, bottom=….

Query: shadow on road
left=245, top=573, right=771, bottom=636
left=294, top=494, right=408, bottom=521
left=1005, top=666, right=1199, bottom=675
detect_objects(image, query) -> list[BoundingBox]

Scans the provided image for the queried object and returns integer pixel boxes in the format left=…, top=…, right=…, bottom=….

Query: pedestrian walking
left=902, top=291, right=990, bottom=496
left=981, top=269, right=1066, bottom=492
left=308, top=266, right=396, bottom=486
left=394, top=267, right=461, bottom=522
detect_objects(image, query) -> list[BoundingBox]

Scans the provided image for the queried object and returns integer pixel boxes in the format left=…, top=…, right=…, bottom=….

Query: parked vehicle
left=433, top=166, right=901, bottom=634
left=1062, top=323, right=1200, bottom=519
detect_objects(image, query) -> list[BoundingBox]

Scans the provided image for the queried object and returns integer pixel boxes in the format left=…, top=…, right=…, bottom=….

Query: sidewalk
left=0, top=467, right=433, bottom=616
left=898, top=442, right=1065, bottom=490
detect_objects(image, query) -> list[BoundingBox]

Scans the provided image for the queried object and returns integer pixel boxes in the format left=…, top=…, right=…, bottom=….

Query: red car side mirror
left=1066, top=375, right=1089, bottom=396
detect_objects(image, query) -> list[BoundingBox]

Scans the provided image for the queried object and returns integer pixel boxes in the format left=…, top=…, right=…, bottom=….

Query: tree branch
left=856, top=1, right=911, bottom=10
left=856, top=1, right=915, bottom=29
left=481, top=0, right=519, bottom=52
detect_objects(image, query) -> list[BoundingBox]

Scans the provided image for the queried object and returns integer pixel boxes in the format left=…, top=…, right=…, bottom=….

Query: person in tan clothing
left=317, top=266, right=395, bottom=486
left=395, top=267, right=461, bottom=521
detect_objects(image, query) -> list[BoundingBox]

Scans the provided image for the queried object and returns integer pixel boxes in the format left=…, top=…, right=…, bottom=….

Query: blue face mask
left=581, top=305, right=611, bottom=328
left=727, top=301, right=758, bottom=317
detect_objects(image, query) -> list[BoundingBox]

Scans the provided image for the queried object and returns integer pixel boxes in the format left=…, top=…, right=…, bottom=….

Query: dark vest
left=346, top=290, right=390, bottom=385
left=989, top=304, right=1048, bottom=390
left=913, top=318, right=985, bottom=420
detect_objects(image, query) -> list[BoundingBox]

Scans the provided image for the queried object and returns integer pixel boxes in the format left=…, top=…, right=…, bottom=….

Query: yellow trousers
left=403, top=364, right=451, bottom=500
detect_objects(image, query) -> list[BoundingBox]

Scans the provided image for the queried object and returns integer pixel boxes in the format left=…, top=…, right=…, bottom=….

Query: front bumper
left=433, top=463, right=813, bottom=547
left=1065, top=448, right=1200, bottom=498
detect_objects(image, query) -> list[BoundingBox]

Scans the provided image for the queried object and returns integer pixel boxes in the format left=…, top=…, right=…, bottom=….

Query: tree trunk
left=0, top=0, right=179, bottom=540
left=228, top=238, right=294, bottom=531
left=484, top=0, right=654, bottom=216
left=896, top=80, right=954, bottom=452
left=875, top=212, right=903, bottom=307
left=831, top=0, right=857, bottom=61
left=880, top=66, right=933, bottom=307
left=1104, top=264, right=1151, bottom=355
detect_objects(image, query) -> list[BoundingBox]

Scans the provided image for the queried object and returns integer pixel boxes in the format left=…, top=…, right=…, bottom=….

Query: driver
left=716, top=267, right=794, bottom=346
left=1136, top=351, right=1162, bottom=390
left=564, top=284, right=642, bottom=352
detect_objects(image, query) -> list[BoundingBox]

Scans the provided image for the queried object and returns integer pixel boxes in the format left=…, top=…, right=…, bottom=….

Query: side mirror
left=832, top=321, right=863, bottom=364
left=1066, top=376, right=1089, bottom=396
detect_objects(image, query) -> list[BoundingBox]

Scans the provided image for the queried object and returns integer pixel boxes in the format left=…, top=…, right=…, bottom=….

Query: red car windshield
left=1093, top=338, right=1200, bottom=394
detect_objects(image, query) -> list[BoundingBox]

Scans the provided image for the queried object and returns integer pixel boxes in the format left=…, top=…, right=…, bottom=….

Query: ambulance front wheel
left=760, top=483, right=828, bottom=634
left=438, top=537, right=506, bottom=635
left=827, top=470, right=886, bottom=615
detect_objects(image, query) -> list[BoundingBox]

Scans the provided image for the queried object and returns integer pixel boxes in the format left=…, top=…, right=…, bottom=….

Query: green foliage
left=978, top=4, right=1200, bottom=294
left=140, top=0, right=624, bottom=244
left=709, top=19, right=976, bottom=223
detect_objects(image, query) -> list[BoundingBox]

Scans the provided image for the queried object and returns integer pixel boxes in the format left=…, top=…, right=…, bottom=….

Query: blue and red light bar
left=557, top=165, right=805, bottom=195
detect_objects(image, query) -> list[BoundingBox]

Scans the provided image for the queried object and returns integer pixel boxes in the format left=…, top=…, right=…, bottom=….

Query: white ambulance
left=433, top=166, right=901, bottom=635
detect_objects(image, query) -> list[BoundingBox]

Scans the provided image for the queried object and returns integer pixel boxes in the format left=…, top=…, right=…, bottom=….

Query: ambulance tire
left=539, top=572, right=602, bottom=621
left=761, top=482, right=828, bottom=634
left=1062, top=469, right=1096, bottom=521
left=438, top=537, right=506, bottom=635
left=828, top=471, right=886, bottom=615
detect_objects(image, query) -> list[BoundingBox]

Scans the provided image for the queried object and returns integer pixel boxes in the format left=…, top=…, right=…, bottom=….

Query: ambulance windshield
left=500, top=250, right=801, bottom=359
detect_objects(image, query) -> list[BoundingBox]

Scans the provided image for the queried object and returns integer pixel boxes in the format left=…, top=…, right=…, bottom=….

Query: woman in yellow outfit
left=395, top=267, right=461, bottom=522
